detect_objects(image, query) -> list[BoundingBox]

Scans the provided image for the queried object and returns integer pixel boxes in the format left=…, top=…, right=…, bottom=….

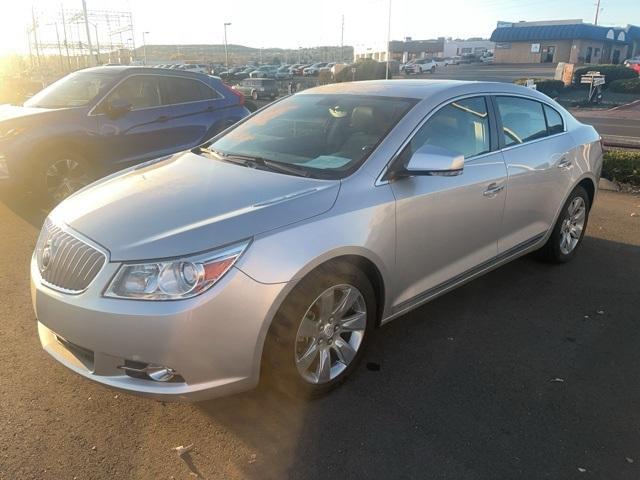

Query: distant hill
left=136, top=44, right=354, bottom=65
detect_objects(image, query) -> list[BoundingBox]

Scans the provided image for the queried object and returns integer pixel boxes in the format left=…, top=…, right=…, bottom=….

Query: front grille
left=36, top=219, right=106, bottom=293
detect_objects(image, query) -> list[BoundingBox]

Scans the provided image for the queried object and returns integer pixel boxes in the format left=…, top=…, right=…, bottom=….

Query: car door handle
left=156, top=115, right=169, bottom=122
left=483, top=183, right=504, bottom=197
left=557, top=157, right=573, bottom=170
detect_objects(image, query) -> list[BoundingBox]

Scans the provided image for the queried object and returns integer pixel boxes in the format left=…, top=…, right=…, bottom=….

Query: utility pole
left=341, top=15, right=344, bottom=62
left=61, top=5, right=71, bottom=70
left=31, top=7, right=41, bottom=67
left=594, top=0, right=601, bottom=25
left=142, top=31, right=149, bottom=65
left=224, top=22, right=231, bottom=68
left=385, top=0, right=392, bottom=79
left=81, top=0, right=96, bottom=65
left=54, top=23, right=64, bottom=71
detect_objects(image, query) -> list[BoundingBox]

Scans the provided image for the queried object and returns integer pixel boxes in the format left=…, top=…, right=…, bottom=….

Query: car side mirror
left=396, top=144, right=464, bottom=178
left=105, top=99, right=132, bottom=118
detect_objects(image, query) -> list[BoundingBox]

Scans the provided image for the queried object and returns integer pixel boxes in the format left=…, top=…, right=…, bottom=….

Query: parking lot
left=1, top=187, right=639, bottom=479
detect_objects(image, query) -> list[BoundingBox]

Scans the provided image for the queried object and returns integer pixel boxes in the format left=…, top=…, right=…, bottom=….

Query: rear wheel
left=262, top=263, right=376, bottom=398
left=536, top=185, right=590, bottom=263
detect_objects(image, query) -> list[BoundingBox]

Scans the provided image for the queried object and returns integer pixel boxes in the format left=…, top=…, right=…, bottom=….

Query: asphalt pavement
left=0, top=189, right=639, bottom=479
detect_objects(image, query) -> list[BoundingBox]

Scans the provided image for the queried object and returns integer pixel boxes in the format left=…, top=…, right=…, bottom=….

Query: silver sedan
left=31, top=80, right=602, bottom=401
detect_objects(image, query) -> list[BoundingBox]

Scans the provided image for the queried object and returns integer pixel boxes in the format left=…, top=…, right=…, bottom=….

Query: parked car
left=303, top=63, right=328, bottom=76
left=402, top=58, right=437, bottom=74
left=444, top=57, right=461, bottom=65
left=275, top=65, right=293, bottom=80
left=319, top=62, right=336, bottom=74
left=623, top=57, right=640, bottom=74
left=31, top=80, right=602, bottom=401
left=292, top=64, right=311, bottom=76
left=481, top=54, right=494, bottom=64
left=250, top=65, right=278, bottom=78
left=178, top=64, right=210, bottom=74
left=232, top=78, right=279, bottom=100
left=459, top=54, right=479, bottom=64
left=0, top=66, right=249, bottom=204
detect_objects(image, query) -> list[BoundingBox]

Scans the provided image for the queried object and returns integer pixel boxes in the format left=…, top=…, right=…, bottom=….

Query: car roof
left=300, top=79, right=556, bottom=102
left=81, top=65, right=214, bottom=80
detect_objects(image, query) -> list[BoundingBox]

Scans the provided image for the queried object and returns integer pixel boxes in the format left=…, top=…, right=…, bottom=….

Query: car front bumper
left=31, top=255, right=287, bottom=401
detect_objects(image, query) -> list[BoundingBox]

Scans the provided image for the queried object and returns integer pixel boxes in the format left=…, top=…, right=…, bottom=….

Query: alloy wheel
left=45, top=158, right=90, bottom=203
left=294, top=284, right=367, bottom=384
left=559, top=196, right=586, bottom=255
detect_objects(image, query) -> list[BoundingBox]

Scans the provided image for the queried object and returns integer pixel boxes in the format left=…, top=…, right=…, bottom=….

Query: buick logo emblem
left=40, top=237, right=58, bottom=272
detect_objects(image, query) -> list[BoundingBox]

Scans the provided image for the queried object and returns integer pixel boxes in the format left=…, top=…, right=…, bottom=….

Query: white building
left=442, top=39, right=495, bottom=57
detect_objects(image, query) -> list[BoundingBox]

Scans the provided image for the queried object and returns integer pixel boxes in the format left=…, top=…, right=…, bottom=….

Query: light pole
left=385, top=0, right=392, bottom=79
left=142, top=31, right=150, bottom=65
left=224, top=22, right=231, bottom=68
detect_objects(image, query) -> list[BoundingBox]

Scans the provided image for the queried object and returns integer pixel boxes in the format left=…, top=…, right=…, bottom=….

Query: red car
left=624, top=58, right=640, bottom=74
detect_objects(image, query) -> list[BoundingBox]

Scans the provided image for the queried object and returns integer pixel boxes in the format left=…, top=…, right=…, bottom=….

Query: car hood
left=52, top=151, right=340, bottom=261
left=0, top=104, right=53, bottom=124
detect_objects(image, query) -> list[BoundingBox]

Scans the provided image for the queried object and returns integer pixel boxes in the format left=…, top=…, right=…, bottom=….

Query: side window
left=408, top=96, right=491, bottom=159
left=105, top=76, right=161, bottom=110
left=496, top=96, right=547, bottom=146
left=544, top=105, right=564, bottom=135
left=162, top=77, right=218, bottom=104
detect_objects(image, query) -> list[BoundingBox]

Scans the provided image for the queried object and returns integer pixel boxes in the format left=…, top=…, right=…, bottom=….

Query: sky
left=0, top=0, right=638, bottom=55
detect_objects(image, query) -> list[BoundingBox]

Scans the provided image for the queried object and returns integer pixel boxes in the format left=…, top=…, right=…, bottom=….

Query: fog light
left=146, top=366, right=177, bottom=382
left=118, top=361, right=179, bottom=382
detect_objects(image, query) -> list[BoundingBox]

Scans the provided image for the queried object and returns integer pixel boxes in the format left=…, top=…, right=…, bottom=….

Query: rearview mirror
left=401, top=144, right=464, bottom=177
left=105, top=99, right=132, bottom=118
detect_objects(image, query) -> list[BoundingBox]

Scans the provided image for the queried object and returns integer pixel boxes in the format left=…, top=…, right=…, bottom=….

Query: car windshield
left=24, top=71, right=115, bottom=109
left=206, top=93, right=417, bottom=179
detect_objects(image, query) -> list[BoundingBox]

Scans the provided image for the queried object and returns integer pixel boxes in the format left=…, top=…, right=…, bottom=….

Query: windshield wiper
left=197, top=148, right=310, bottom=178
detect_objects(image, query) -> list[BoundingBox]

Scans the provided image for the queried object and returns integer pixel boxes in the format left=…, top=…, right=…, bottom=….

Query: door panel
left=96, top=75, right=178, bottom=169
left=391, top=154, right=508, bottom=308
left=389, top=96, right=507, bottom=310
left=494, top=96, right=576, bottom=253
left=160, top=77, right=224, bottom=151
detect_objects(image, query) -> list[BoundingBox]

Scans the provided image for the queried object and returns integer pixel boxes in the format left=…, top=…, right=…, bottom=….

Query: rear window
left=496, top=96, right=548, bottom=146
left=544, top=105, right=564, bottom=135
left=162, top=77, right=219, bottom=104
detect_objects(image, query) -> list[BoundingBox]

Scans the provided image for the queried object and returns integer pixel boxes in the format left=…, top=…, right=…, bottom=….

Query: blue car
left=0, top=66, right=249, bottom=203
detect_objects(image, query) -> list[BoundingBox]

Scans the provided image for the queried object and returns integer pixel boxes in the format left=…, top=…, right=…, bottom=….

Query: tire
left=262, top=262, right=376, bottom=398
left=37, top=151, right=94, bottom=206
left=251, top=90, right=258, bottom=101
left=536, top=185, right=590, bottom=263
left=430, top=66, right=436, bottom=74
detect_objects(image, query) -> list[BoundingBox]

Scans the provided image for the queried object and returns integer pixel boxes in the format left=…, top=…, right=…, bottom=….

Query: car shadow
left=195, top=235, right=640, bottom=479
left=0, top=186, right=48, bottom=228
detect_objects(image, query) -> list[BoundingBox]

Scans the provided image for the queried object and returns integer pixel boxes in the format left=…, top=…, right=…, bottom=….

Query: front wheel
left=251, top=90, right=258, bottom=101
left=536, top=185, right=590, bottom=263
left=262, top=263, right=376, bottom=398
left=39, top=153, right=94, bottom=206
left=430, top=66, right=436, bottom=73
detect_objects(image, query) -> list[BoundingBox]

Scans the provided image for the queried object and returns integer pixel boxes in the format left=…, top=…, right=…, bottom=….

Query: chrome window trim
left=36, top=219, right=110, bottom=295
left=499, top=130, right=569, bottom=153
left=375, top=91, right=569, bottom=186
left=375, top=92, right=497, bottom=186
left=493, top=94, right=567, bottom=150
left=88, top=73, right=222, bottom=117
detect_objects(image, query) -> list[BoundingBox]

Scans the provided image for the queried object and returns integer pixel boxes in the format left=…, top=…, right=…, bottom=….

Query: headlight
left=104, top=240, right=250, bottom=300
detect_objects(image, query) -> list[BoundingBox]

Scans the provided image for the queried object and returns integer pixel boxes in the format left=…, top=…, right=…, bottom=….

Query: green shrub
left=573, top=64, right=637, bottom=88
left=602, top=150, right=640, bottom=185
left=514, top=78, right=565, bottom=97
left=609, top=78, right=640, bottom=94
left=335, top=59, right=388, bottom=83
